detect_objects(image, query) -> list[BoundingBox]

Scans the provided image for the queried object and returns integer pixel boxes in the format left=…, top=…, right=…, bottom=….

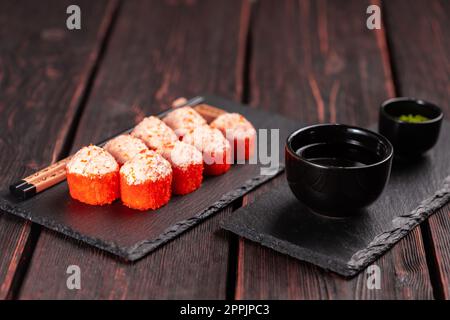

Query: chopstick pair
left=10, top=97, right=225, bottom=200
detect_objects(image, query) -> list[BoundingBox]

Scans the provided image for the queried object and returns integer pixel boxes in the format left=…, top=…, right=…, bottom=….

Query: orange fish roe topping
left=103, top=135, right=148, bottom=165
left=67, top=145, right=119, bottom=176
left=162, top=141, right=203, bottom=169
left=120, top=150, right=172, bottom=185
left=183, top=125, right=231, bottom=160
left=210, top=113, right=256, bottom=141
left=131, top=116, right=178, bottom=152
left=163, top=106, right=207, bottom=138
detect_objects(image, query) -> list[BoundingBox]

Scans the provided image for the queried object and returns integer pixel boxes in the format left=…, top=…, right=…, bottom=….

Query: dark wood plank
left=384, top=0, right=450, bottom=298
left=236, top=0, right=433, bottom=299
left=424, top=207, right=450, bottom=299
left=0, top=0, right=118, bottom=299
left=19, top=207, right=234, bottom=299
left=237, top=225, right=432, bottom=299
left=18, top=0, right=250, bottom=299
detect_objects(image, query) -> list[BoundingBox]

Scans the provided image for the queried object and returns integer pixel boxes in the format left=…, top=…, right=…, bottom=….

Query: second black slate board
left=0, top=95, right=302, bottom=261
left=221, top=121, right=450, bottom=277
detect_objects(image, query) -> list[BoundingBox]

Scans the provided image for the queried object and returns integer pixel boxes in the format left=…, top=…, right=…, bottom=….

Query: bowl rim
left=380, top=97, right=443, bottom=125
left=286, top=123, right=394, bottom=170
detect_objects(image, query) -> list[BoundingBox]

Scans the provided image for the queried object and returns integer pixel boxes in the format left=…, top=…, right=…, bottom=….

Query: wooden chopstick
left=9, top=97, right=226, bottom=200
left=9, top=157, right=72, bottom=199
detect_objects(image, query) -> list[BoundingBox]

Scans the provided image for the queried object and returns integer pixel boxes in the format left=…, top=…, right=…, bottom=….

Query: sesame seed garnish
left=67, top=145, right=118, bottom=176
left=120, top=150, right=172, bottom=185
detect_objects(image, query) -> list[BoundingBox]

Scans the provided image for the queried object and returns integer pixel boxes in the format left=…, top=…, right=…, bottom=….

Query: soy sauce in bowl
left=295, top=142, right=381, bottom=168
left=285, top=124, right=394, bottom=217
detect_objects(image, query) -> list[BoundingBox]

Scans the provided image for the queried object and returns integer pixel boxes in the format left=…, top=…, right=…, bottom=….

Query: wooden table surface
left=0, top=0, right=449, bottom=299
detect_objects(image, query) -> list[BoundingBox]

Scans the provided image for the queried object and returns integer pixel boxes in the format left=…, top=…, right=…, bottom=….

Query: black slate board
left=0, top=96, right=302, bottom=261
left=221, top=122, right=450, bottom=277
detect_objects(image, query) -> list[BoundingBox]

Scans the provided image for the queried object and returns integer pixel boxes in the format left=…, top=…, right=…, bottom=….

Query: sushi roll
left=162, top=141, right=203, bottom=195
left=66, top=145, right=120, bottom=205
left=120, top=150, right=172, bottom=210
left=210, top=113, right=256, bottom=160
left=163, top=106, right=207, bottom=139
left=131, top=116, right=178, bottom=152
left=132, top=116, right=202, bottom=195
left=103, top=134, right=148, bottom=166
left=183, top=125, right=232, bottom=176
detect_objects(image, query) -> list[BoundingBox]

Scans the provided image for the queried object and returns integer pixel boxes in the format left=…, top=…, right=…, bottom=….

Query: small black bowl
left=379, top=98, right=443, bottom=158
left=285, top=124, right=393, bottom=218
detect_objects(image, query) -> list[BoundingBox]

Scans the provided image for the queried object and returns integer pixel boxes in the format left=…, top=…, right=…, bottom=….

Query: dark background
left=0, top=0, right=449, bottom=299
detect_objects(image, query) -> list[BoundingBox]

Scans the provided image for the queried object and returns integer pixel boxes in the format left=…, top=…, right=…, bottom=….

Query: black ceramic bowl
left=379, top=98, right=443, bottom=158
left=285, top=124, right=393, bottom=217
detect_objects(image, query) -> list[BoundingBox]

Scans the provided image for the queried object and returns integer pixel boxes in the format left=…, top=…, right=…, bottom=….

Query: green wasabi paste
left=398, top=114, right=429, bottom=123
